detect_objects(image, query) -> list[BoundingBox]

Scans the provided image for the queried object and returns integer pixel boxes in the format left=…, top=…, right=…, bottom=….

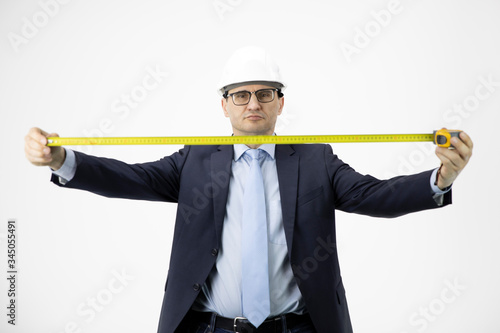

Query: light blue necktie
left=241, top=148, right=270, bottom=327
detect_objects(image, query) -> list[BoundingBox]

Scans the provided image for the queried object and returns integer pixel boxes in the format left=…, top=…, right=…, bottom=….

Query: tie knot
left=246, top=149, right=262, bottom=161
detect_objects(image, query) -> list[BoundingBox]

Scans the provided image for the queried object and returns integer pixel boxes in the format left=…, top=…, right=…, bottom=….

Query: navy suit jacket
left=51, top=143, right=451, bottom=333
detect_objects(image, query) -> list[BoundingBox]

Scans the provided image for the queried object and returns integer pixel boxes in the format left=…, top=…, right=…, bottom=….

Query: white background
left=1, top=0, right=499, bottom=332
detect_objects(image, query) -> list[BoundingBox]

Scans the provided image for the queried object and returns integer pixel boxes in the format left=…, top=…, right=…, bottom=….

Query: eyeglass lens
left=232, top=89, right=275, bottom=105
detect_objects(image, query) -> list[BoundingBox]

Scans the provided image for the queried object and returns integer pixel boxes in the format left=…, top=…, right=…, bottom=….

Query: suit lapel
left=211, top=145, right=233, bottom=248
left=275, top=144, right=299, bottom=255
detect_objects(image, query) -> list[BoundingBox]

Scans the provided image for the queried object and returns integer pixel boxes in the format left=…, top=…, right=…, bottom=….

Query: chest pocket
left=267, top=200, right=287, bottom=245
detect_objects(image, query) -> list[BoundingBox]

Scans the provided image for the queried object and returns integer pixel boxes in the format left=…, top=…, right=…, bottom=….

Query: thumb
left=46, top=133, right=60, bottom=144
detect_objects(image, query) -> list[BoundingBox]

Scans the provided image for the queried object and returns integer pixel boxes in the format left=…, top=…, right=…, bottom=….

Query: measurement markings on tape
left=47, top=133, right=437, bottom=146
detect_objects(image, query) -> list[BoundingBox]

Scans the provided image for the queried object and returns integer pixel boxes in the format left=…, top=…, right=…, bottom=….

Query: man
left=25, top=46, right=473, bottom=333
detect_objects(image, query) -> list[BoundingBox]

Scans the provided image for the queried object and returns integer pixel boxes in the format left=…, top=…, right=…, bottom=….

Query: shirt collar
left=233, top=134, right=276, bottom=161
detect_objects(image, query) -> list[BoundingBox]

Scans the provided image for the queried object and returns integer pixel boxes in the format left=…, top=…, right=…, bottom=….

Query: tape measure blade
left=45, top=134, right=435, bottom=146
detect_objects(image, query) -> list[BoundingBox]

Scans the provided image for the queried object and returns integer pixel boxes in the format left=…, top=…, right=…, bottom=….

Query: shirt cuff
left=51, top=148, right=76, bottom=184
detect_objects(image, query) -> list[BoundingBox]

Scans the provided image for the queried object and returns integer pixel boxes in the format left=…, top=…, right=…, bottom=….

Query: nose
left=246, top=92, right=261, bottom=110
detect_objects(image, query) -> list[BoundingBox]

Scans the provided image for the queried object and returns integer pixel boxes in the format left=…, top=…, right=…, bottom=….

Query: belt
left=188, top=310, right=312, bottom=333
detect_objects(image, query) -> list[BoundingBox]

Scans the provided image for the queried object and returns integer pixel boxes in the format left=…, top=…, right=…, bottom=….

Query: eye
left=257, top=90, right=273, bottom=99
left=235, top=93, right=247, bottom=99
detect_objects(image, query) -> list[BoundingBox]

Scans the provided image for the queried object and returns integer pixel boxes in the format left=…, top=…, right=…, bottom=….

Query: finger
left=25, top=133, right=51, bottom=156
left=30, top=159, right=54, bottom=167
left=26, top=145, right=51, bottom=160
left=27, top=154, right=53, bottom=165
left=459, top=131, right=473, bottom=150
left=28, top=127, right=49, bottom=145
left=451, top=136, right=472, bottom=163
left=25, top=144, right=51, bottom=163
left=450, top=131, right=473, bottom=158
left=435, top=147, right=463, bottom=170
left=435, top=148, right=453, bottom=168
left=24, top=144, right=52, bottom=165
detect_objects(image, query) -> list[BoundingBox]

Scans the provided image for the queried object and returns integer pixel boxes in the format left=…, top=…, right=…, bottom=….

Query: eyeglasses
left=227, top=88, right=279, bottom=106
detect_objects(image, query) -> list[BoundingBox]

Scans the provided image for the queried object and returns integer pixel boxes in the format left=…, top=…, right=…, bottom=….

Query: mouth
left=245, top=114, right=264, bottom=121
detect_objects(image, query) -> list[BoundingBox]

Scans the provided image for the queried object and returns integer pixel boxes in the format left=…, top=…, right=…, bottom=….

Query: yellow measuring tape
left=46, top=130, right=460, bottom=147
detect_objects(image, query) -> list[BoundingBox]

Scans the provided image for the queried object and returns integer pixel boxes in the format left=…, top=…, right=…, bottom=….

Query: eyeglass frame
left=224, top=88, right=283, bottom=106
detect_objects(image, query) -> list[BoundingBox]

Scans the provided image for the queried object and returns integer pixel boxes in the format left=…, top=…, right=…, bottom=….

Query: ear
left=221, top=98, right=229, bottom=118
left=277, top=96, right=284, bottom=116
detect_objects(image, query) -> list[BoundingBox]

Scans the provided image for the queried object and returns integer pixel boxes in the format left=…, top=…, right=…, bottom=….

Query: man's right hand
left=24, top=127, right=66, bottom=171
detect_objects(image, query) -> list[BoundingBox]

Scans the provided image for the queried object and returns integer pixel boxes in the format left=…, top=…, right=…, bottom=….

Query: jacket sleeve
left=50, top=146, right=191, bottom=203
left=324, top=144, right=452, bottom=218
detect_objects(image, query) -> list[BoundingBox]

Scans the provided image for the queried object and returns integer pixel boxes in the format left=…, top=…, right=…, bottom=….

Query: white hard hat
left=217, top=46, right=286, bottom=96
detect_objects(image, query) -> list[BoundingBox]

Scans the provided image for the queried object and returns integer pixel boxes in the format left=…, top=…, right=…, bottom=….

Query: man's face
left=222, top=84, right=284, bottom=136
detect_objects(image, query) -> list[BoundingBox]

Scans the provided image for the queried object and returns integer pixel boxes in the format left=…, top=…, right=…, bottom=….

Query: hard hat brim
left=219, top=80, right=286, bottom=97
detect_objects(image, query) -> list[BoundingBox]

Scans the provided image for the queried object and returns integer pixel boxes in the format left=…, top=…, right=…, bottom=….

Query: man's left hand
left=435, top=131, right=473, bottom=190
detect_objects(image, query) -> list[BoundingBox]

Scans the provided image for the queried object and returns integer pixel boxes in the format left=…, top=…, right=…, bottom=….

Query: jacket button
left=193, top=283, right=201, bottom=291
left=211, top=248, right=219, bottom=256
